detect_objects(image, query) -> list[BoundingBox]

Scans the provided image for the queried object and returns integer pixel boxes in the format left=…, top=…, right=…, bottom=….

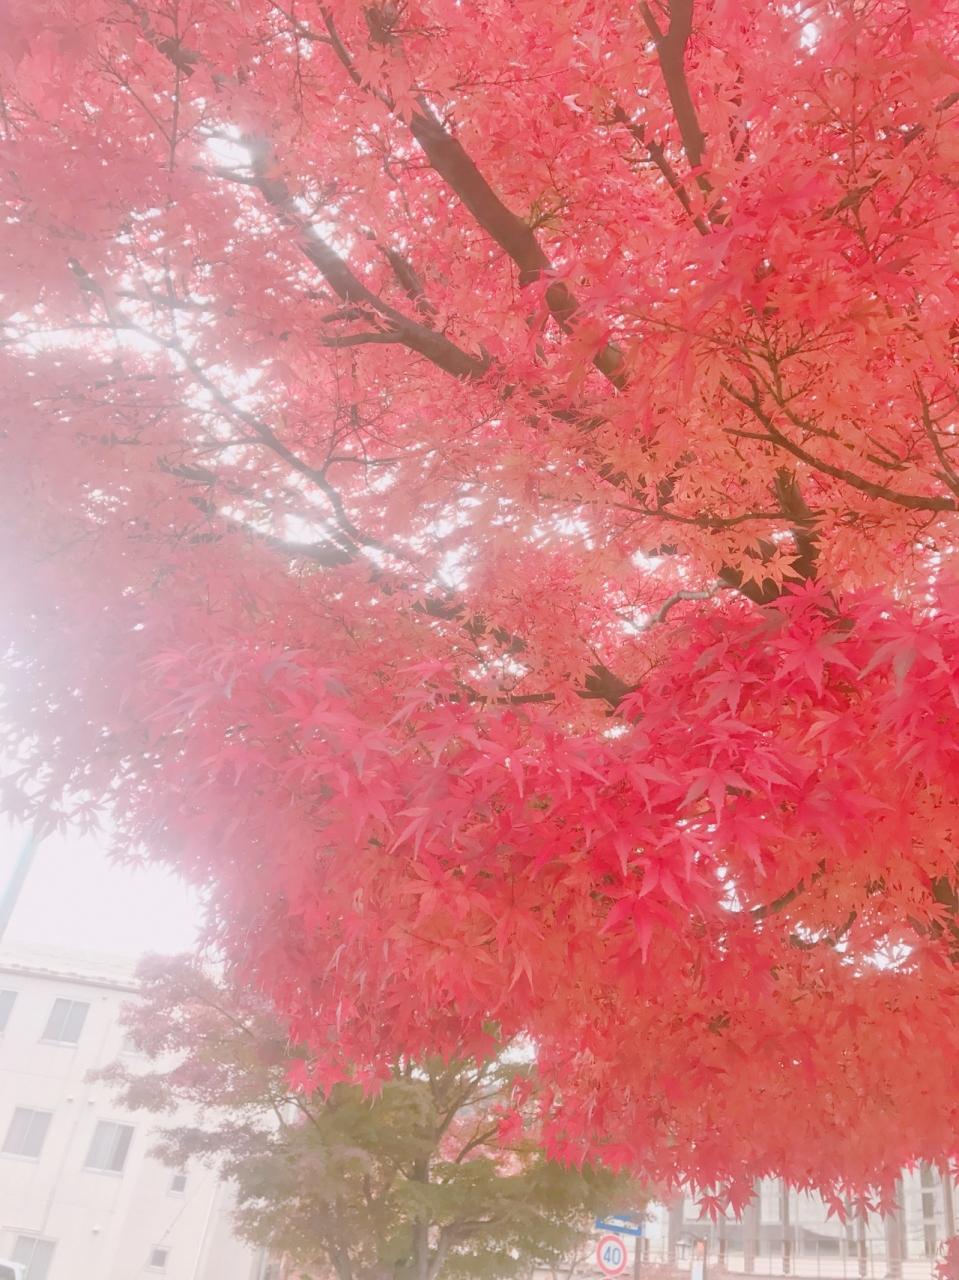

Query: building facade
left=0, top=944, right=274, bottom=1280
left=643, top=1170, right=957, bottom=1278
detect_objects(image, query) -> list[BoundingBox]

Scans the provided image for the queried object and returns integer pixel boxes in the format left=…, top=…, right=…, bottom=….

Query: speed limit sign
left=596, top=1235, right=629, bottom=1276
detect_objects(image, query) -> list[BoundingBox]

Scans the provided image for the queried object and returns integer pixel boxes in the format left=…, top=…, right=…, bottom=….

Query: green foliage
left=104, top=956, right=641, bottom=1280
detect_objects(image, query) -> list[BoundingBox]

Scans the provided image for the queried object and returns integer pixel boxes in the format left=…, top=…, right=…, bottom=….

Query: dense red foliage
left=3, top=0, right=959, bottom=1205
left=938, top=1237, right=959, bottom=1280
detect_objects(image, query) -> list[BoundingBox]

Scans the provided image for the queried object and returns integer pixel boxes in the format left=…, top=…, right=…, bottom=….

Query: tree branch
left=452, top=1124, right=500, bottom=1163
left=649, top=588, right=717, bottom=624
left=723, top=378, right=959, bottom=513
left=320, top=8, right=628, bottom=389
left=228, top=140, right=489, bottom=382
left=640, top=0, right=709, bottom=183
left=916, top=382, right=959, bottom=498
left=611, top=105, right=710, bottom=236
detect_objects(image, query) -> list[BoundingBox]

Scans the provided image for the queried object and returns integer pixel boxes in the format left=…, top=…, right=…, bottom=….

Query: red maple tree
left=2, top=0, right=959, bottom=1207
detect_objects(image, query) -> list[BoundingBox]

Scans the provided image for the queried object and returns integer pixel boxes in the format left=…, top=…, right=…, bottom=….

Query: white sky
left=0, top=822, right=204, bottom=958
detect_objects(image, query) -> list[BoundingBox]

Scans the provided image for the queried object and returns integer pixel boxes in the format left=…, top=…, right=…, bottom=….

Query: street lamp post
left=0, top=825, right=43, bottom=944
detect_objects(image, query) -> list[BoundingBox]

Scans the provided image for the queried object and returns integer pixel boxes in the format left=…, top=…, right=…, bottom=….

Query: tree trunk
left=409, top=1155, right=431, bottom=1280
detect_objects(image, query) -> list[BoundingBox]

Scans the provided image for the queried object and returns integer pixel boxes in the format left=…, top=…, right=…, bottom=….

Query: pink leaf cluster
left=2, top=0, right=959, bottom=1203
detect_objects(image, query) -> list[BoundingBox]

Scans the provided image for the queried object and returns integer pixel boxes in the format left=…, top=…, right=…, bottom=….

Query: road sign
left=596, top=1235, right=629, bottom=1276
left=595, top=1213, right=645, bottom=1237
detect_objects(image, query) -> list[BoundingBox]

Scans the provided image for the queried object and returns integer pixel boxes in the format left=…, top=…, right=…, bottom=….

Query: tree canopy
left=3, top=0, right=959, bottom=1207
left=105, top=956, right=633, bottom=1280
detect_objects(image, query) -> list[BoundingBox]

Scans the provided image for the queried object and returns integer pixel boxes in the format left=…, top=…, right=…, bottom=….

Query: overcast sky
left=0, top=822, right=203, bottom=958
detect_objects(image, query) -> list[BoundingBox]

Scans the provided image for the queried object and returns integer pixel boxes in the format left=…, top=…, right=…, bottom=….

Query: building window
left=760, top=1177, right=782, bottom=1223
left=41, top=998, right=89, bottom=1045
left=148, top=1246, right=169, bottom=1271
left=12, top=1235, right=56, bottom=1280
left=170, top=1170, right=188, bottom=1194
left=2, top=1107, right=52, bottom=1159
left=120, top=1032, right=140, bottom=1056
left=0, top=990, right=17, bottom=1032
left=84, top=1120, right=134, bottom=1173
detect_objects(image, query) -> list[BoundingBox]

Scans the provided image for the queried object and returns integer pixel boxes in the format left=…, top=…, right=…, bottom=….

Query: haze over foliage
left=105, top=956, right=631, bottom=1280
left=3, top=0, right=959, bottom=1209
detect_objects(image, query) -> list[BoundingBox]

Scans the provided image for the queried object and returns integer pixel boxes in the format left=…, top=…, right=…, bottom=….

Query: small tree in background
left=102, top=955, right=640, bottom=1280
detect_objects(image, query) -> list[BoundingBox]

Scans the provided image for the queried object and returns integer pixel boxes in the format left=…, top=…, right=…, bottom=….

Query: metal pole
left=0, top=825, right=42, bottom=944
left=719, top=1210, right=727, bottom=1270
left=942, top=1166, right=956, bottom=1241
left=668, top=1199, right=684, bottom=1267
left=885, top=1200, right=903, bottom=1280
left=743, top=1183, right=759, bottom=1276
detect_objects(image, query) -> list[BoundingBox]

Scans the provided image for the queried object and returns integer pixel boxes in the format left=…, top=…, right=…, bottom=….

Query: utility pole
left=884, top=1184, right=904, bottom=1280
left=718, top=1208, right=727, bottom=1270
left=943, top=1165, right=956, bottom=1241
left=743, top=1183, right=760, bottom=1276
left=781, top=1182, right=792, bottom=1277
left=667, top=1198, right=683, bottom=1267
left=0, top=825, right=42, bottom=944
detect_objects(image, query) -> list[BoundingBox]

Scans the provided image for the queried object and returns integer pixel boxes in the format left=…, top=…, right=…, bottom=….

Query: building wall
left=0, top=947, right=261, bottom=1280
left=643, top=1169, right=956, bottom=1272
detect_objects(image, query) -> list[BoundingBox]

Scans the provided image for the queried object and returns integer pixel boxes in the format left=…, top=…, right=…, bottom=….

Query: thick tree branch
left=773, top=467, right=820, bottom=582
left=233, top=140, right=489, bottom=381
left=320, top=8, right=628, bottom=389
left=640, top=0, right=709, bottom=187
left=649, top=588, right=717, bottom=624
left=370, top=236, right=438, bottom=319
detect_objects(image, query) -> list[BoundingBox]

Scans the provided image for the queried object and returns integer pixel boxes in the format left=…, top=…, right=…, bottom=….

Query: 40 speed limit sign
left=596, top=1235, right=629, bottom=1276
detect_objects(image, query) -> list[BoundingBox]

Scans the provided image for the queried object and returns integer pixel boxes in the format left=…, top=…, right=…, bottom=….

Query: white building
left=641, top=1170, right=956, bottom=1278
left=0, top=944, right=276, bottom=1280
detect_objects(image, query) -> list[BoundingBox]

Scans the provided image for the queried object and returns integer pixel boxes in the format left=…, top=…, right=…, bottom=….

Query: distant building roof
left=0, top=942, right=140, bottom=992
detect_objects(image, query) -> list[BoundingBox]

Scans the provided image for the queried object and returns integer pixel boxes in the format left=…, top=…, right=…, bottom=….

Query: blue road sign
left=595, top=1213, right=645, bottom=1237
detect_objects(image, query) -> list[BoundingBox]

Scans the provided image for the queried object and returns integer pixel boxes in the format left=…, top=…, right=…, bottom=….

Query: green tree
left=103, top=956, right=641, bottom=1280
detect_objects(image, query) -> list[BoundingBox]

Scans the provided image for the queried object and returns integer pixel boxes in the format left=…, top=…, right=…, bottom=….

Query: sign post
left=691, top=1238, right=707, bottom=1280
